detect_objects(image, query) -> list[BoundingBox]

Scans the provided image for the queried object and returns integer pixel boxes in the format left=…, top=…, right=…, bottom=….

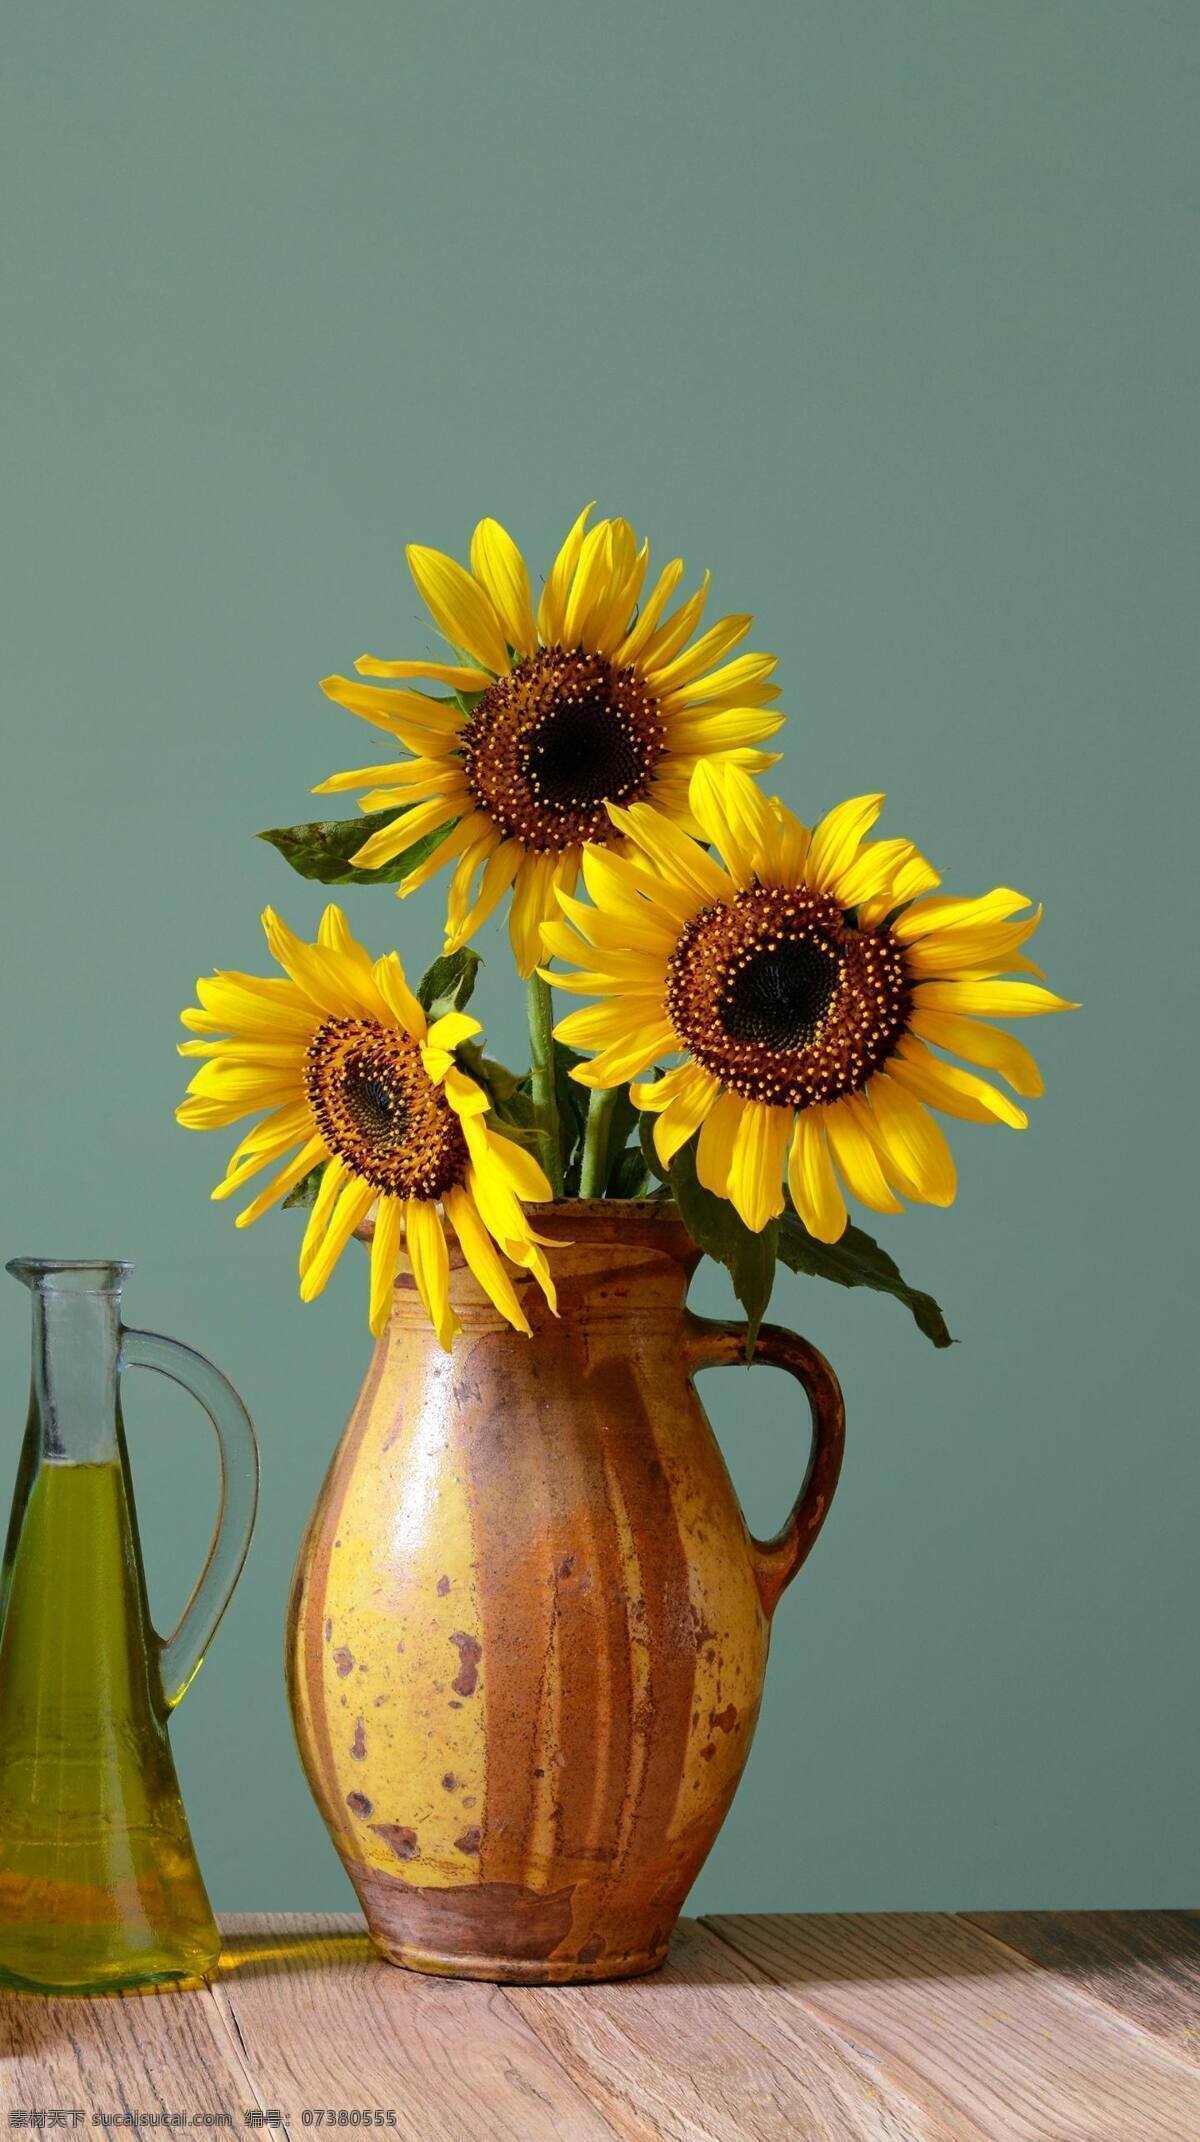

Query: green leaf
left=552, top=1040, right=591, bottom=1196
left=607, top=1145, right=652, bottom=1199
left=666, top=1141, right=779, bottom=1358
left=281, top=1164, right=324, bottom=1211
left=597, top=1084, right=649, bottom=1196
left=416, top=947, right=482, bottom=1020
left=638, top=1111, right=669, bottom=1186
left=777, top=1206, right=954, bottom=1348
left=456, top=1038, right=522, bottom=1105
left=258, top=808, right=456, bottom=887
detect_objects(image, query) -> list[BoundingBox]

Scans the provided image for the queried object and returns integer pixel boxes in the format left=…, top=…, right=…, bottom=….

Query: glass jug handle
left=119, top=1326, right=259, bottom=1709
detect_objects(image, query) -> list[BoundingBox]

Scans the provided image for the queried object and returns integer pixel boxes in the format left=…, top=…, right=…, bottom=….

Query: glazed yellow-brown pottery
left=285, top=1201, right=844, bottom=1983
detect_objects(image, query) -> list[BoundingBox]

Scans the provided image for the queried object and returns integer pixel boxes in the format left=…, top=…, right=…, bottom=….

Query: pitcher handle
left=119, top=1326, right=259, bottom=1708
left=686, top=1316, right=845, bottom=1618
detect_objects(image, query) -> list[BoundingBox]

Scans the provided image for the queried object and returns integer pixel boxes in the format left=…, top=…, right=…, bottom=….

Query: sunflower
left=176, top=906, right=556, bottom=1346
left=542, top=763, right=1076, bottom=1240
left=312, top=505, right=784, bottom=976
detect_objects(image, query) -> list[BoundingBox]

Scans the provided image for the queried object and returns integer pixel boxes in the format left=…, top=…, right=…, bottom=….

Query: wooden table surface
left=3, top=1911, right=1199, bottom=2141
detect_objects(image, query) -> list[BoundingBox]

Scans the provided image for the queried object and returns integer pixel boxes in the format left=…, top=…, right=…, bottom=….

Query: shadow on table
left=216, top=1929, right=375, bottom=1981
left=680, top=1909, right=1200, bottom=1990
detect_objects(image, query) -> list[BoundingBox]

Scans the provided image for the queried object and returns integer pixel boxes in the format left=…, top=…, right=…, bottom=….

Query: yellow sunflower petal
left=754, top=800, right=811, bottom=888
left=350, top=798, right=460, bottom=873
left=630, top=1061, right=700, bottom=1111
left=553, top=995, right=666, bottom=1049
left=568, top=1025, right=677, bottom=1088
left=901, top=910, right=1044, bottom=979
left=470, top=517, right=537, bottom=657
left=441, top=1063, right=492, bottom=1117
left=607, top=799, right=731, bottom=907
left=539, top=951, right=665, bottom=998
left=497, top=1233, right=559, bottom=1315
left=404, top=1196, right=459, bottom=1351
left=446, top=838, right=522, bottom=949
left=663, top=706, right=787, bottom=754
left=537, top=501, right=595, bottom=645
left=858, top=850, right=942, bottom=927
left=894, top=887, right=1033, bottom=941
left=425, top=1010, right=482, bottom=1053
left=395, top=812, right=491, bottom=899
left=210, top=1104, right=315, bottom=1199
left=643, top=613, right=752, bottom=693
left=694, top=1091, right=746, bottom=1200
left=728, top=1102, right=792, bottom=1233
left=475, top=1123, right=554, bottom=1203
left=832, top=837, right=928, bottom=912
left=406, top=544, right=510, bottom=675
left=821, top=1096, right=903, bottom=1215
left=561, top=519, right=617, bottom=646
left=787, top=1113, right=848, bottom=1243
left=315, top=905, right=351, bottom=952
left=509, top=851, right=563, bottom=978
left=591, top=535, right=649, bottom=656
left=462, top=1151, right=528, bottom=1248
left=184, top=1059, right=298, bottom=1110
left=319, top=676, right=465, bottom=751
left=354, top=656, right=492, bottom=688
left=580, top=519, right=641, bottom=650
left=179, top=1037, right=306, bottom=1065
left=660, top=650, right=777, bottom=711
left=550, top=892, right=677, bottom=958
left=443, top=828, right=496, bottom=942
left=313, top=760, right=435, bottom=797
left=888, top=1036, right=1028, bottom=1129
left=636, top=573, right=711, bottom=672
left=260, top=909, right=377, bottom=1020
left=912, top=979, right=1078, bottom=1019
left=235, top=1133, right=327, bottom=1230
left=299, top=1175, right=375, bottom=1302
left=368, top=1196, right=404, bottom=1338
left=865, top=1075, right=957, bottom=1206
left=299, top=1157, right=346, bottom=1278
left=649, top=1065, right=721, bottom=1165
left=444, top=1184, right=530, bottom=1335
left=613, top=556, right=685, bottom=666
left=907, top=1007, right=1045, bottom=1098
left=577, top=846, right=698, bottom=931
left=805, top=795, right=886, bottom=894
left=371, top=952, right=427, bottom=1040
left=688, top=760, right=780, bottom=888
left=186, top=973, right=313, bottom=1041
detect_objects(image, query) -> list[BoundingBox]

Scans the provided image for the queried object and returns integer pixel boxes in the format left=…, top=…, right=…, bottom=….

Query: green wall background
left=2, top=2, right=1196, bottom=1913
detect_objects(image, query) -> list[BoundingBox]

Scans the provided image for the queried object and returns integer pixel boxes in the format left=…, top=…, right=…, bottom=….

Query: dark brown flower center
left=459, top=646, right=665, bottom=852
left=304, top=1020, right=467, bottom=1198
left=666, top=885, right=910, bottom=1107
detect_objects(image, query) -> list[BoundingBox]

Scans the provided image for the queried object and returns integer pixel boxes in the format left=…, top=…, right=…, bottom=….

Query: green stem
left=526, top=971, right=564, bottom=1197
left=579, top=1086, right=621, bottom=1200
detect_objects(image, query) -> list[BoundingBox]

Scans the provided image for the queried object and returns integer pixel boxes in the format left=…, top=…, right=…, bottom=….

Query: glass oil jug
left=0, top=1259, right=258, bottom=1993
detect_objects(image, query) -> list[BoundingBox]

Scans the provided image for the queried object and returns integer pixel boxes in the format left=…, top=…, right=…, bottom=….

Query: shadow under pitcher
left=0, top=1258, right=258, bottom=1994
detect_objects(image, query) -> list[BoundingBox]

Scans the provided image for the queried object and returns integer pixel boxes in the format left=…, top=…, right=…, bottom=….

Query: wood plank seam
left=704, top=1912, right=1200, bottom=2142
left=202, top=1972, right=293, bottom=2140
left=694, top=1916, right=964, bottom=2141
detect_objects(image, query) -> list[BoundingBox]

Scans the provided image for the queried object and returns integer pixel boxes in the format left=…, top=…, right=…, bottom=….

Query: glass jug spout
left=0, top=1256, right=258, bottom=1994
left=7, top=1258, right=132, bottom=1466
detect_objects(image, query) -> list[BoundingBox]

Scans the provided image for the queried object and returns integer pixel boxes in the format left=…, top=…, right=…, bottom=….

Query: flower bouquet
left=179, top=503, right=1071, bottom=1353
